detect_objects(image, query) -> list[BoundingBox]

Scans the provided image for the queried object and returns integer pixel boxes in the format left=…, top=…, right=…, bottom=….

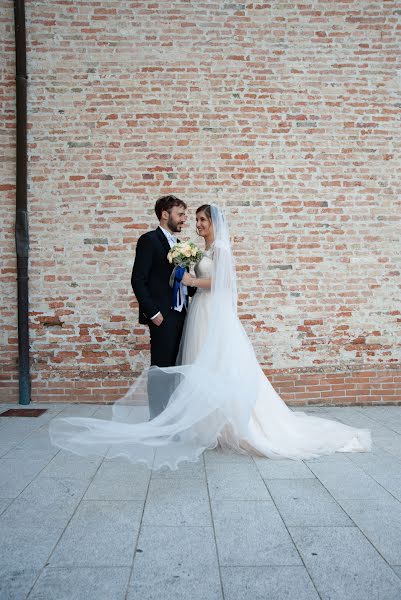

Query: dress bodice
left=194, top=246, right=214, bottom=280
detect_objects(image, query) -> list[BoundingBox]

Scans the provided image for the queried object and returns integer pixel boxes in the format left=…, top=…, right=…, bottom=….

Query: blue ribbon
left=171, top=266, right=186, bottom=309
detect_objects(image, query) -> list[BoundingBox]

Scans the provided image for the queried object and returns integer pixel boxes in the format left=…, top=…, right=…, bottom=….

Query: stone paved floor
left=1, top=402, right=401, bottom=600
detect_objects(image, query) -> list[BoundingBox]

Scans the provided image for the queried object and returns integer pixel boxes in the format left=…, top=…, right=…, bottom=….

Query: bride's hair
left=196, top=204, right=211, bottom=219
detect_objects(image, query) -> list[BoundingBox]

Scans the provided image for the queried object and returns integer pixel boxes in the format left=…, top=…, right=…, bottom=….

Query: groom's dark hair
left=155, top=195, right=187, bottom=220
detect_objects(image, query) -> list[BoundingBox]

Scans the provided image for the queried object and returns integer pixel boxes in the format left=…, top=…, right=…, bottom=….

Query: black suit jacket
left=131, top=227, right=195, bottom=325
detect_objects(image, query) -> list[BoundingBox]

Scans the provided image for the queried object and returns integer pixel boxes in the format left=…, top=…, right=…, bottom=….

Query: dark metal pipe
left=14, top=0, right=30, bottom=405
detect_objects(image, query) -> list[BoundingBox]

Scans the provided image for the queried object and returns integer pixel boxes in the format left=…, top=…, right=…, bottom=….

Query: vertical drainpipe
left=14, top=0, right=31, bottom=405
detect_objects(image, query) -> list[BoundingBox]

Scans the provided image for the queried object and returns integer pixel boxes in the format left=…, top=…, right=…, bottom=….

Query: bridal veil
left=49, top=205, right=371, bottom=469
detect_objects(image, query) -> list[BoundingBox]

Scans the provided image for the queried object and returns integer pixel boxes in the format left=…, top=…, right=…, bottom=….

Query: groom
left=131, top=195, right=195, bottom=419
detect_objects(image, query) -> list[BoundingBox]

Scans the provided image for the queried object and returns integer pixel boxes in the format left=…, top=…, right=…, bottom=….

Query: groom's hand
left=151, top=313, right=164, bottom=326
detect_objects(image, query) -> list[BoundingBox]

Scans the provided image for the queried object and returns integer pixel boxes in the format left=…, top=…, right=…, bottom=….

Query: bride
left=49, top=204, right=371, bottom=469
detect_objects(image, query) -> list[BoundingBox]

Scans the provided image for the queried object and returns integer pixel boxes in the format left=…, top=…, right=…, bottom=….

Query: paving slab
left=253, top=457, right=316, bottom=479
left=212, top=499, right=302, bottom=566
left=0, top=457, right=51, bottom=498
left=289, top=525, right=401, bottom=600
left=17, top=474, right=89, bottom=508
left=0, top=498, right=79, bottom=568
left=83, top=458, right=150, bottom=501
left=266, top=478, right=353, bottom=527
left=142, top=477, right=212, bottom=526
left=220, top=566, right=320, bottom=600
left=306, top=454, right=389, bottom=500
left=0, top=425, right=44, bottom=458
left=27, top=566, right=131, bottom=600
left=2, top=441, right=59, bottom=463
left=206, top=461, right=271, bottom=501
left=0, top=567, right=39, bottom=600
left=338, top=494, right=401, bottom=565
left=127, top=525, right=222, bottom=600
left=39, top=451, right=103, bottom=480
left=0, top=497, right=13, bottom=516
left=152, top=459, right=206, bottom=480
left=48, top=500, right=143, bottom=567
left=370, top=430, right=401, bottom=458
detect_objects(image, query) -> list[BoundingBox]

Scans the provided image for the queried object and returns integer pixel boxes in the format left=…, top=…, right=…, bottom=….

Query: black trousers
left=147, top=309, right=186, bottom=419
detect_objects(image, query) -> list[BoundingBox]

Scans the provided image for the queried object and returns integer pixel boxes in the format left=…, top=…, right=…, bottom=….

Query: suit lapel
left=155, top=226, right=172, bottom=256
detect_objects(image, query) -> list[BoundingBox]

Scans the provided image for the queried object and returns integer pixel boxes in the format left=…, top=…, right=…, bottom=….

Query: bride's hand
left=182, top=272, right=193, bottom=286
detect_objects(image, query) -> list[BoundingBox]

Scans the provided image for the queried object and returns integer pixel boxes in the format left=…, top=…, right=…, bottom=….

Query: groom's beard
left=167, top=216, right=184, bottom=233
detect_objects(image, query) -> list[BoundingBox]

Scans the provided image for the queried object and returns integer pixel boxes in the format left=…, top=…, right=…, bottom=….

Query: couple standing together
left=49, top=197, right=371, bottom=470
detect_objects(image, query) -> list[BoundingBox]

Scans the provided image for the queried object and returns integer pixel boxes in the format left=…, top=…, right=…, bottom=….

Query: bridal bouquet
left=168, top=243, right=203, bottom=305
left=167, top=241, right=203, bottom=269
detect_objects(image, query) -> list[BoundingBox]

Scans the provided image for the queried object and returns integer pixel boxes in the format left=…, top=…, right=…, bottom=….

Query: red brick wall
left=1, top=1, right=401, bottom=406
left=0, top=2, right=18, bottom=401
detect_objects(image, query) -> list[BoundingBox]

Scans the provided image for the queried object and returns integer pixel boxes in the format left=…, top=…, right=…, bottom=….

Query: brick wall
left=0, top=2, right=17, bottom=401
left=1, top=1, right=401, bottom=406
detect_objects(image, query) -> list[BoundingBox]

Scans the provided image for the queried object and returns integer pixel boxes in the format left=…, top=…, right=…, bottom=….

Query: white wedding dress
left=178, top=245, right=371, bottom=458
left=176, top=247, right=214, bottom=366
left=49, top=205, right=371, bottom=469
